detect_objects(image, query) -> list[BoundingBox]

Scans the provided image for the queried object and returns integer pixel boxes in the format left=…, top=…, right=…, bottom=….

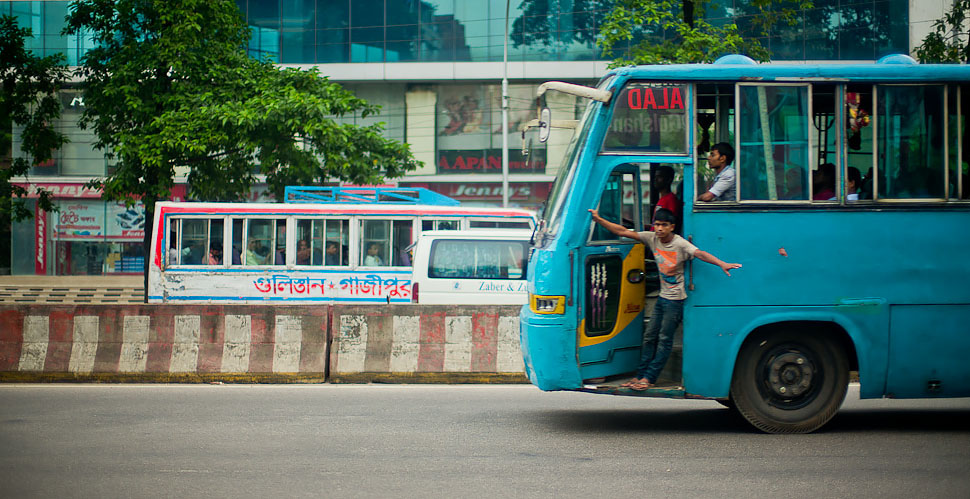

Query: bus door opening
left=578, top=164, right=648, bottom=381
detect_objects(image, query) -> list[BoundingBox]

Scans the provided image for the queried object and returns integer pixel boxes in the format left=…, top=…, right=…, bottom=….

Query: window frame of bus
left=167, top=216, right=230, bottom=268
left=235, top=216, right=289, bottom=267
left=600, top=81, right=691, bottom=157
left=873, top=83, right=953, bottom=201
left=699, top=82, right=968, bottom=206
left=294, top=217, right=349, bottom=267
left=732, top=82, right=818, bottom=204
left=358, top=216, right=414, bottom=268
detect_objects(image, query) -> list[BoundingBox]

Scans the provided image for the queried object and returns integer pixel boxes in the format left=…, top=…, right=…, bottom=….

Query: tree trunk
left=683, top=0, right=695, bottom=29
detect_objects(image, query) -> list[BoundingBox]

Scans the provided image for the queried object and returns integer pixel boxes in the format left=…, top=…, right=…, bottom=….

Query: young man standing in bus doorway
left=698, top=142, right=735, bottom=202
left=589, top=207, right=741, bottom=390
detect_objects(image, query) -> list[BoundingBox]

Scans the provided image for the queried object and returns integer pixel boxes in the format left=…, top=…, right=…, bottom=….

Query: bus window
left=245, top=219, right=284, bottom=266
left=422, top=219, right=459, bottom=231
left=603, top=83, right=688, bottom=154
left=295, top=219, right=325, bottom=266
left=696, top=84, right=735, bottom=198
left=591, top=168, right=640, bottom=241
left=738, top=84, right=810, bottom=201
left=846, top=85, right=875, bottom=200
left=468, top=220, right=532, bottom=229
left=176, top=218, right=223, bottom=265
left=392, top=220, right=413, bottom=266
left=878, top=85, right=946, bottom=199
left=230, top=219, right=243, bottom=265
left=361, top=220, right=390, bottom=267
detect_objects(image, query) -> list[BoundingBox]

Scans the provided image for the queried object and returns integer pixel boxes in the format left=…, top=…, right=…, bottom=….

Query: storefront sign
left=402, top=182, right=551, bottom=203
left=437, top=149, right=545, bottom=174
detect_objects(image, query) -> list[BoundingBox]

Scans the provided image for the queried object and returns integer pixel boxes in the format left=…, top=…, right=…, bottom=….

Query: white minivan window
left=429, top=240, right=528, bottom=280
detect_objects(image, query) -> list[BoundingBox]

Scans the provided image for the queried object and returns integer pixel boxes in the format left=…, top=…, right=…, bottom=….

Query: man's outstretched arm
left=694, top=249, right=742, bottom=276
left=588, top=209, right=640, bottom=240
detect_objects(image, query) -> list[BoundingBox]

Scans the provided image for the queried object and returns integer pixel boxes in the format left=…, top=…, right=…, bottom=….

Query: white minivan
left=410, top=229, right=532, bottom=305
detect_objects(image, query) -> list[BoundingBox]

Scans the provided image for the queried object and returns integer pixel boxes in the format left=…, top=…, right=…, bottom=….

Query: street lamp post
left=501, top=0, right=510, bottom=207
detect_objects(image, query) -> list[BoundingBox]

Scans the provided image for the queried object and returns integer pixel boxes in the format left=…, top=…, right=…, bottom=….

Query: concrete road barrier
left=0, top=304, right=527, bottom=383
left=330, top=305, right=526, bottom=383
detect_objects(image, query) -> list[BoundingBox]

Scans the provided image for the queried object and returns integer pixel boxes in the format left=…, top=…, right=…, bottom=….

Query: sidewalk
left=0, top=275, right=144, bottom=304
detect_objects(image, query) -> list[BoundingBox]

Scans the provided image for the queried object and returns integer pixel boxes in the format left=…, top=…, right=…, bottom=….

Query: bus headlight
left=530, top=294, right=565, bottom=314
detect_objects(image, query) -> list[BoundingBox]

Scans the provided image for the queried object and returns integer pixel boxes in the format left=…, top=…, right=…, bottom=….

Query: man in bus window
left=651, top=165, right=679, bottom=229
left=364, top=242, right=384, bottom=266
left=589, top=207, right=741, bottom=390
left=698, top=142, right=735, bottom=202
left=325, top=241, right=340, bottom=266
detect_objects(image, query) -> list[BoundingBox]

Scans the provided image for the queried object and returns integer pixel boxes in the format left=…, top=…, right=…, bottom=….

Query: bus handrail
left=284, top=186, right=460, bottom=206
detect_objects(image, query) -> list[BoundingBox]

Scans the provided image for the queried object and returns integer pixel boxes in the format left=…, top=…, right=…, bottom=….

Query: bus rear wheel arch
left=730, top=323, right=851, bottom=434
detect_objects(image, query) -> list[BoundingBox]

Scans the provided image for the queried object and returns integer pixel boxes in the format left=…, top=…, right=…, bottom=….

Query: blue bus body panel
left=684, top=209, right=970, bottom=398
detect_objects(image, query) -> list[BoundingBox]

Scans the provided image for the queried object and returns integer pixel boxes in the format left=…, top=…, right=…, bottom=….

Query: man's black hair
left=653, top=207, right=676, bottom=224
left=711, top=142, right=735, bottom=165
left=210, top=241, right=222, bottom=252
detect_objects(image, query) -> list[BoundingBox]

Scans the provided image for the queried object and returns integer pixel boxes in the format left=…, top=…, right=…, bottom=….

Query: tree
left=1, top=15, right=68, bottom=222
left=597, top=0, right=811, bottom=66
left=64, top=0, right=420, bottom=296
left=914, top=0, right=970, bottom=63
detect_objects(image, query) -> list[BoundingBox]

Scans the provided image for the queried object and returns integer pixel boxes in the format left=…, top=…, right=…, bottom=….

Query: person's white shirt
left=364, top=254, right=383, bottom=266
left=847, top=193, right=859, bottom=201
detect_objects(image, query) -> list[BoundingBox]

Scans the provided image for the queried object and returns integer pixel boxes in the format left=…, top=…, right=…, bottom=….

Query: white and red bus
left=147, top=187, right=535, bottom=304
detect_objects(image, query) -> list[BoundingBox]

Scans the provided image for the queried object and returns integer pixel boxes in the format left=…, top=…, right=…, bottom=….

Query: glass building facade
left=1, top=0, right=917, bottom=275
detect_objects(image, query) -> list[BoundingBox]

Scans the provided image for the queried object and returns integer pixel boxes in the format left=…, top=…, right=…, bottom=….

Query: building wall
left=0, top=0, right=940, bottom=275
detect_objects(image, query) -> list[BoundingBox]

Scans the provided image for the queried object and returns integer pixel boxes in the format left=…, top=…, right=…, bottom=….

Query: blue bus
left=519, top=55, right=970, bottom=433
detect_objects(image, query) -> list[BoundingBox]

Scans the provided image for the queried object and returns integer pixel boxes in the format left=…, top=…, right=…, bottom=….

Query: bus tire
left=730, top=330, right=849, bottom=434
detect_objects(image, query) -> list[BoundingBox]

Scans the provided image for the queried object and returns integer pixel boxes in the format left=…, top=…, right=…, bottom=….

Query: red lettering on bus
left=643, top=88, right=657, bottom=109
left=670, top=87, right=684, bottom=109
left=628, top=88, right=641, bottom=109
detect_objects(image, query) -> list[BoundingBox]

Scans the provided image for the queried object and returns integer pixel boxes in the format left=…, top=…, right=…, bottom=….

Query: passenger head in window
left=208, top=242, right=223, bottom=265
left=325, top=241, right=340, bottom=265
left=652, top=165, right=679, bottom=229
left=297, top=239, right=311, bottom=265
left=698, top=142, right=735, bottom=202
left=846, top=167, right=862, bottom=201
left=813, top=163, right=836, bottom=200
left=364, top=242, right=384, bottom=266
left=781, top=167, right=804, bottom=200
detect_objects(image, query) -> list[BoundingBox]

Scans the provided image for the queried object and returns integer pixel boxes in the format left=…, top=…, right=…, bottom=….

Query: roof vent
left=714, top=54, right=757, bottom=65
left=877, top=54, right=918, bottom=65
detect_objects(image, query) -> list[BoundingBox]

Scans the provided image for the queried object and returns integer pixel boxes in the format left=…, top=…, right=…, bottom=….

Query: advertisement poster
left=436, top=84, right=545, bottom=174
left=54, top=200, right=145, bottom=240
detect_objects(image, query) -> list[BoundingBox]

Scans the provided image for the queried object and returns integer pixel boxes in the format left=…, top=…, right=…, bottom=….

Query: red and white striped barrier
left=331, top=307, right=524, bottom=377
left=0, top=306, right=329, bottom=377
left=0, top=305, right=525, bottom=382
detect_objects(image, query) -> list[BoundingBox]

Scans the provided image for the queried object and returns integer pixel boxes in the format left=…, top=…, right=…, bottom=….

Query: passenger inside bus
left=297, top=239, right=322, bottom=265
left=364, top=242, right=384, bottom=266
left=697, top=142, right=736, bottom=202
left=813, top=163, right=836, bottom=200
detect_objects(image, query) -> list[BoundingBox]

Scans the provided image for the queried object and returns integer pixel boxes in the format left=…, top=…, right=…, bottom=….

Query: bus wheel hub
left=767, top=352, right=813, bottom=398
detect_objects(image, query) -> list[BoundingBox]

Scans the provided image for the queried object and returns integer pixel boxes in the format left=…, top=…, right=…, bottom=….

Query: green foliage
left=598, top=0, right=811, bottom=67
left=0, top=15, right=69, bottom=221
left=914, top=0, right=970, bottom=63
left=64, top=0, right=419, bottom=211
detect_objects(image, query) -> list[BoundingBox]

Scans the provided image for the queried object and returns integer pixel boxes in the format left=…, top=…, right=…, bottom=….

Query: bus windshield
left=541, top=94, right=599, bottom=237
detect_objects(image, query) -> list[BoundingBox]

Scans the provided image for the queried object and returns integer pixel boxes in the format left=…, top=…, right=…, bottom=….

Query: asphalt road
left=2, top=383, right=969, bottom=498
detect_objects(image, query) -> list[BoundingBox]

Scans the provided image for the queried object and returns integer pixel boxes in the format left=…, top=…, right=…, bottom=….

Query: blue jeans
left=637, top=297, right=684, bottom=383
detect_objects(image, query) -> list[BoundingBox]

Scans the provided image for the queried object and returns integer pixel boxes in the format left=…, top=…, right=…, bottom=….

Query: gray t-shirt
left=636, top=232, right=698, bottom=300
